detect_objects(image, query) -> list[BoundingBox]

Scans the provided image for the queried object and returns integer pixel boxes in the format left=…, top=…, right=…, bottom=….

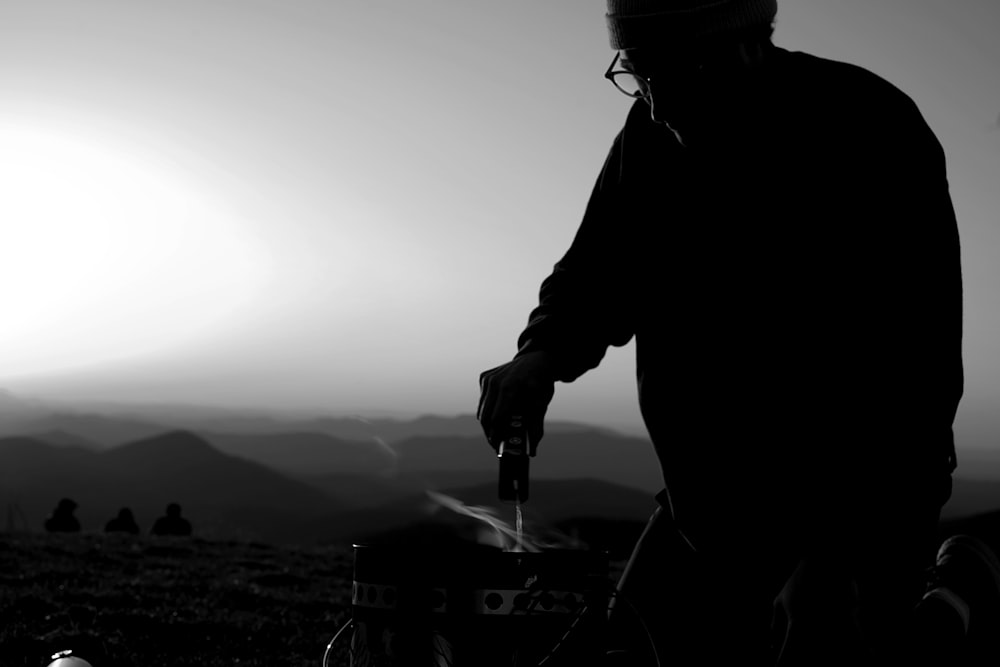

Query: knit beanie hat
left=606, top=0, right=778, bottom=50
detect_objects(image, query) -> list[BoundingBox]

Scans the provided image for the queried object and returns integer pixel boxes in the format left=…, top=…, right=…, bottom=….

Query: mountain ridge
left=0, top=432, right=341, bottom=542
left=0, top=432, right=664, bottom=544
left=0, top=397, right=634, bottom=446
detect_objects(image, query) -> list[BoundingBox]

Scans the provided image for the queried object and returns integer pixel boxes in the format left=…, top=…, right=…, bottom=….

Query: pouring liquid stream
left=515, top=501, right=523, bottom=552
left=514, top=480, right=524, bottom=552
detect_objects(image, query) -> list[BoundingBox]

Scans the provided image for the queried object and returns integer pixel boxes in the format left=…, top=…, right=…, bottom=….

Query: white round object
left=48, top=658, right=94, bottom=667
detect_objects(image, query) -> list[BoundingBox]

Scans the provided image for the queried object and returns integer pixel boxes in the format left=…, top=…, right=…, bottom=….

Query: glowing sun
left=0, top=125, right=271, bottom=379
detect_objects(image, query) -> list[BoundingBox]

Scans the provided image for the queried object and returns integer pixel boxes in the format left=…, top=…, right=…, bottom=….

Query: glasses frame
left=604, top=52, right=653, bottom=100
left=603, top=47, right=744, bottom=99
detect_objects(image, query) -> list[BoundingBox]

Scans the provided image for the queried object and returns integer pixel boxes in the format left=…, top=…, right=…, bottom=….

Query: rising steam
left=424, top=490, right=538, bottom=552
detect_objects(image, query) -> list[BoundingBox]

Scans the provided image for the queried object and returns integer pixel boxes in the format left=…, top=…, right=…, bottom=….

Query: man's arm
left=477, top=101, right=652, bottom=449
left=514, top=102, right=651, bottom=382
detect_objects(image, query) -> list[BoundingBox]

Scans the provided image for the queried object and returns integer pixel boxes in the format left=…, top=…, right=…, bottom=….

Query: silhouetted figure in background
left=478, top=1, right=1000, bottom=664
left=44, top=498, right=81, bottom=533
left=151, top=503, right=192, bottom=536
left=104, top=507, right=140, bottom=535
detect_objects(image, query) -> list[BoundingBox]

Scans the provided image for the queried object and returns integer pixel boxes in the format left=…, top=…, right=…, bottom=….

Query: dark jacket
left=515, top=48, right=962, bottom=540
left=44, top=498, right=81, bottom=533
left=105, top=509, right=140, bottom=534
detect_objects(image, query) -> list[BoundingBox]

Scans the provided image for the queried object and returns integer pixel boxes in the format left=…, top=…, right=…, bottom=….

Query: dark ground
left=0, top=532, right=355, bottom=667
left=0, top=531, right=630, bottom=667
left=3, top=515, right=997, bottom=667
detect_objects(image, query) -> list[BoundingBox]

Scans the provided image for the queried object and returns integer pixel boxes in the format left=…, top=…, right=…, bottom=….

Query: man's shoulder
left=783, top=49, right=945, bottom=167
left=780, top=48, right=918, bottom=112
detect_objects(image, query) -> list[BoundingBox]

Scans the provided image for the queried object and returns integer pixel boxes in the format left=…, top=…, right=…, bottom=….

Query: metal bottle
left=497, top=415, right=530, bottom=504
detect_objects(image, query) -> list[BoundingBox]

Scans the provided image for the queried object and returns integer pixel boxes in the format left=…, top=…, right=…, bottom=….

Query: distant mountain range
left=0, top=398, right=624, bottom=446
left=0, top=431, right=339, bottom=542
left=3, top=396, right=999, bottom=546
left=0, top=404, right=666, bottom=492
left=0, top=429, right=662, bottom=546
left=940, top=476, right=1000, bottom=520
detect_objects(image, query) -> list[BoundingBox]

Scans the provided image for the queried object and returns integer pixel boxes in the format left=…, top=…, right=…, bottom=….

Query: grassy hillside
left=0, top=533, right=354, bottom=667
left=0, top=530, right=629, bottom=667
left=3, top=508, right=996, bottom=666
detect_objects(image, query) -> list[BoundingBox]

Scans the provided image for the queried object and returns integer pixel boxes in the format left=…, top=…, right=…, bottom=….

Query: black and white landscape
left=3, top=401, right=1000, bottom=666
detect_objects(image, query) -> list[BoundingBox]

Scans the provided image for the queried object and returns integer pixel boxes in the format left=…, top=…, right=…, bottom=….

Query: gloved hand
left=477, top=350, right=557, bottom=455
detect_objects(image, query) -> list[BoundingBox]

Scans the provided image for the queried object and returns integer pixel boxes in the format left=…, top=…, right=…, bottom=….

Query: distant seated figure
left=151, top=502, right=192, bottom=536
left=44, top=498, right=81, bottom=533
left=104, top=507, right=140, bottom=534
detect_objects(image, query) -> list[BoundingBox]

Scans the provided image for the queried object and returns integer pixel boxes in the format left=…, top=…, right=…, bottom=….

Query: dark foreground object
left=346, top=543, right=609, bottom=666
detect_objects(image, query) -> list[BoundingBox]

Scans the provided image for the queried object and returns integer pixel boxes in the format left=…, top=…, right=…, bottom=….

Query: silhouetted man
left=151, top=503, right=192, bottom=536
left=44, top=498, right=81, bottom=533
left=104, top=507, right=140, bottom=535
left=478, top=1, right=1000, bottom=664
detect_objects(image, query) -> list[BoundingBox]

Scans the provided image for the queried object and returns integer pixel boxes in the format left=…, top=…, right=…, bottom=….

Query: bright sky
left=2, top=1, right=998, bottom=449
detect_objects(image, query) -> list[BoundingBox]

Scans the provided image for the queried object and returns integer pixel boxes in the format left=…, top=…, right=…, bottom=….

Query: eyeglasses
left=603, top=49, right=742, bottom=99
left=604, top=52, right=656, bottom=99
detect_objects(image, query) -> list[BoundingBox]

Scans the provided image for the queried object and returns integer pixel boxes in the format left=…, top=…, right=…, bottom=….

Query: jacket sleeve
left=513, top=103, right=648, bottom=382
left=840, top=89, right=964, bottom=471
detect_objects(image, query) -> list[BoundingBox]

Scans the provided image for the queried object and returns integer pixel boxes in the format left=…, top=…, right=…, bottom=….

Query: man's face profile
left=619, top=31, right=771, bottom=144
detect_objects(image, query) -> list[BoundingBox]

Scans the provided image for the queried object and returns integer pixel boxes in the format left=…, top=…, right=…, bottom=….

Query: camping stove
left=338, top=543, right=609, bottom=666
